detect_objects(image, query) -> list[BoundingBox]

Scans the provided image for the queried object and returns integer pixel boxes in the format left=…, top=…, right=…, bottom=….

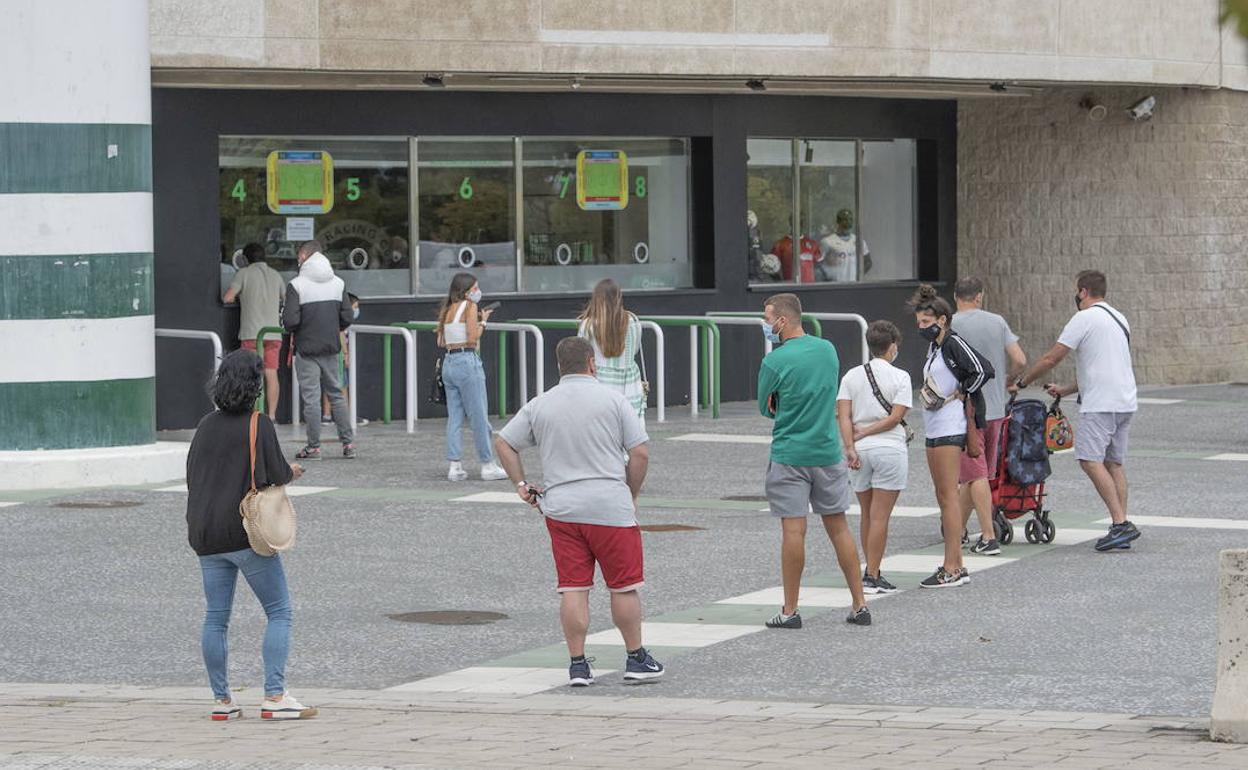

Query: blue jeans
left=199, top=548, right=292, bottom=699
left=442, top=351, right=494, bottom=463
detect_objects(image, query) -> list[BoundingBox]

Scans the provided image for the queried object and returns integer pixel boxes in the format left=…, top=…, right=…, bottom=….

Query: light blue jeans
left=442, top=351, right=494, bottom=463
left=199, top=548, right=292, bottom=699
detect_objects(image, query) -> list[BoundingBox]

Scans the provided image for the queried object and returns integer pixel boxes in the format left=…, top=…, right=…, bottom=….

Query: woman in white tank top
left=437, top=273, right=507, bottom=482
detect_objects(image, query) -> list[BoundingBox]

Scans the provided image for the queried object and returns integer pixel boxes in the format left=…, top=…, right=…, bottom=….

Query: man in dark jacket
left=283, top=240, right=356, bottom=459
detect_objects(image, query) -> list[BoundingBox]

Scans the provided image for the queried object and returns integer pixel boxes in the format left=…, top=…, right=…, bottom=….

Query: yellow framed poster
left=266, top=150, right=334, bottom=214
left=575, top=150, right=628, bottom=211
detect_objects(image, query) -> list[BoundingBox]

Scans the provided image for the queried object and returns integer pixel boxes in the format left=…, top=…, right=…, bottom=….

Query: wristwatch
left=1014, top=377, right=1027, bottom=390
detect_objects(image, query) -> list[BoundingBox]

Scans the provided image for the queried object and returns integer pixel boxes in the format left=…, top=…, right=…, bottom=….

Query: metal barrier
left=638, top=316, right=720, bottom=418
left=156, top=328, right=223, bottom=372
left=699, top=315, right=773, bottom=357
left=516, top=318, right=667, bottom=423
left=254, top=326, right=301, bottom=435
left=392, top=321, right=544, bottom=419
left=348, top=324, right=416, bottom=434
left=708, top=311, right=867, bottom=364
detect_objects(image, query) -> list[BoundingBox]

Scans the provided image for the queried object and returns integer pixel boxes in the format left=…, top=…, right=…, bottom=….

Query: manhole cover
left=386, top=611, right=508, bottom=625
left=53, top=500, right=142, bottom=509
left=639, top=524, right=705, bottom=532
left=721, top=495, right=767, bottom=502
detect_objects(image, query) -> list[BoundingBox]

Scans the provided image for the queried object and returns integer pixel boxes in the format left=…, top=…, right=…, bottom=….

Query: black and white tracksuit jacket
left=927, top=331, right=995, bottom=430
left=281, top=253, right=352, bottom=357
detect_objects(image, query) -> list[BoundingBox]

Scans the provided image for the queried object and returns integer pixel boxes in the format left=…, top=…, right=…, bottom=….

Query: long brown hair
left=436, top=272, right=477, bottom=334
left=578, top=278, right=628, bottom=358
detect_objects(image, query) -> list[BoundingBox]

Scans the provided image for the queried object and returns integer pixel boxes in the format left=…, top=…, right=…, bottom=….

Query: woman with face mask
left=909, top=284, right=995, bottom=590
left=835, top=320, right=912, bottom=595
left=437, top=273, right=508, bottom=482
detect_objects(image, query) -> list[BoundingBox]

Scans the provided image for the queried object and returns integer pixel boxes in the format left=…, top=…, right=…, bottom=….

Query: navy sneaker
left=1095, top=521, right=1140, bottom=552
left=919, top=566, right=964, bottom=589
left=873, top=574, right=899, bottom=594
left=970, top=538, right=1001, bottom=556
left=846, top=606, right=872, bottom=626
left=568, top=657, right=595, bottom=687
left=623, top=649, right=664, bottom=683
left=765, top=609, right=802, bottom=629
left=862, top=572, right=880, bottom=595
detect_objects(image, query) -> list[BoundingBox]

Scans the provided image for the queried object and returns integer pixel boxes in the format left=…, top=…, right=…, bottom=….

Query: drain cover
left=721, top=495, right=767, bottom=502
left=386, top=611, right=508, bottom=625
left=639, top=524, right=705, bottom=532
left=53, top=500, right=142, bottom=509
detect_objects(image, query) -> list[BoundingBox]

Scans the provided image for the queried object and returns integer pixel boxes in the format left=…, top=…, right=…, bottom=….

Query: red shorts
left=959, top=418, right=1004, bottom=484
left=545, top=518, right=644, bottom=593
left=241, top=339, right=281, bottom=370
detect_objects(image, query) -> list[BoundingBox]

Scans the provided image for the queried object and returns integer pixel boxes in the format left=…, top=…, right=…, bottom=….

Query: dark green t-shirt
left=757, top=334, right=843, bottom=467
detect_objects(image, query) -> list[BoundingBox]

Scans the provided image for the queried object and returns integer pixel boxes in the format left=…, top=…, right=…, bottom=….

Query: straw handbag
left=239, top=412, right=297, bottom=556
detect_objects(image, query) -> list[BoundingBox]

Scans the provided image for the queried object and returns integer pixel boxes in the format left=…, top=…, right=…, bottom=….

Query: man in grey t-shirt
left=495, top=336, right=664, bottom=688
left=224, top=243, right=286, bottom=419
left=951, top=278, right=1026, bottom=554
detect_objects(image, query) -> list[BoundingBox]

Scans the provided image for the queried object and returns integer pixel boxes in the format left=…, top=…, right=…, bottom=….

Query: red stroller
left=989, top=397, right=1057, bottom=545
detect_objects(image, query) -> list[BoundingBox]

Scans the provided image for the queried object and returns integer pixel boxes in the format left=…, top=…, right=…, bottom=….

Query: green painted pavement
left=0, top=123, right=152, bottom=194
left=0, top=252, right=153, bottom=320
left=480, top=643, right=696, bottom=669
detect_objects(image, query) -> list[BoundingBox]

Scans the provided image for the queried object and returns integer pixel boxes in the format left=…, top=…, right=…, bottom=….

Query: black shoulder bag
left=863, top=362, right=915, bottom=444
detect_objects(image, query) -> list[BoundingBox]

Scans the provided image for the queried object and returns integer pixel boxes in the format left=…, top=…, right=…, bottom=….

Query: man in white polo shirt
left=1010, top=270, right=1139, bottom=552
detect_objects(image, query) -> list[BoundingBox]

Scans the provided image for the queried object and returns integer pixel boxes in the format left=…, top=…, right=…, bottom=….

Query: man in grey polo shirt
left=495, top=336, right=664, bottom=688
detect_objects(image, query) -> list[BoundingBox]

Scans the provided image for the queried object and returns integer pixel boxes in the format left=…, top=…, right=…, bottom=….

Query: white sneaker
left=260, top=693, right=318, bottom=720
left=211, top=697, right=242, bottom=721
left=480, top=462, right=508, bottom=481
left=448, top=461, right=468, bottom=482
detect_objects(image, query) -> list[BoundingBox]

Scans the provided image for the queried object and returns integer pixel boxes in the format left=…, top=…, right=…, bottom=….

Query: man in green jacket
left=758, top=293, right=871, bottom=628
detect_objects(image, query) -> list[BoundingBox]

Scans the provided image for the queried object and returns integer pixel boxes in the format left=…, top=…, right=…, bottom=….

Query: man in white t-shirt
left=837, top=320, right=912, bottom=594
left=1010, top=270, right=1139, bottom=552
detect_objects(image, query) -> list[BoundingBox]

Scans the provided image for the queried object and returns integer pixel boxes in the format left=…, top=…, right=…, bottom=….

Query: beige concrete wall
left=958, top=86, right=1248, bottom=385
left=149, top=0, right=1242, bottom=90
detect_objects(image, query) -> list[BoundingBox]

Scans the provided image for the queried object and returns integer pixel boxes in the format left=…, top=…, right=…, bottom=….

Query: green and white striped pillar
left=0, top=0, right=154, bottom=451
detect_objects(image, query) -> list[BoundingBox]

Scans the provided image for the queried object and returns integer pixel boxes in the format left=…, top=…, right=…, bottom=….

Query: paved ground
left=2, top=382, right=1247, bottom=767
left=0, top=684, right=1239, bottom=769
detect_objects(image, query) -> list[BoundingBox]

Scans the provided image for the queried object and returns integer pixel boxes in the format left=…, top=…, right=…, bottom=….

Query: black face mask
left=919, top=324, right=941, bottom=344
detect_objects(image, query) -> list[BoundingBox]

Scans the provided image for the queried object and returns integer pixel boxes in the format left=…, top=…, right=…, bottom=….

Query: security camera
left=1126, top=96, right=1155, bottom=122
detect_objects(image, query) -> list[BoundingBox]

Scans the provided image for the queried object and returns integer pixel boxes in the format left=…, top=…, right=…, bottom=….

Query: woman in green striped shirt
left=578, top=279, right=646, bottom=423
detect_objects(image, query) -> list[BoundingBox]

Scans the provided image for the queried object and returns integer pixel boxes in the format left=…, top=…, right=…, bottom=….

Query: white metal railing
left=486, top=322, right=545, bottom=404
left=805, top=312, right=870, bottom=365
left=156, top=328, right=223, bottom=372
left=348, top=324, right=417, bottom=434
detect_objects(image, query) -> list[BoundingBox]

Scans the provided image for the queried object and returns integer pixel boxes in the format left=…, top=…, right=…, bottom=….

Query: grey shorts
left=849, top=446, right=908, bottom=493
left=1075, top=412, right=1134, bottom=465
left=766, top=461, right=851, bottom=518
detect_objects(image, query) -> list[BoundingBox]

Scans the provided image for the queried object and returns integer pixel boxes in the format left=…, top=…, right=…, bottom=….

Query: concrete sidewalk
left=0, top=683, right=1240, bottom=769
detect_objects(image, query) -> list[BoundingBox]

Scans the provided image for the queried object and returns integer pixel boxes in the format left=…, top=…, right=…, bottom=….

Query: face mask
left=352, top=308, right=360, bottom=321
left=919, top=324, right=941, bottom=344
left=763, top=321, right=782, bottom=345
left=468, top=288, right=483, bottom=304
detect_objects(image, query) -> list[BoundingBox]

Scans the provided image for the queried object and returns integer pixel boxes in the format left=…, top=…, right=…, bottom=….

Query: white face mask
left=467, top=288, right=483, bottom=304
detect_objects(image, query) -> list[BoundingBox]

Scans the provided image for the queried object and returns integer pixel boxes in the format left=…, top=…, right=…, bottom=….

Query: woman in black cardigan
left=186, top=349, right=315, bottom=721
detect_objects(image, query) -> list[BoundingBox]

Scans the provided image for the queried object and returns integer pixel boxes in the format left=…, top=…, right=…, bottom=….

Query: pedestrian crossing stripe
left=1096, top=515, right=1248, bottom=530
left=1205, top=454, right=1248, bottom=462
left=1137, top=398, right=1185, bottom=405
left=0, top=501, right=19, bottom=508
left=669, top=433, right=772, bottom=444
left=153, top=483, right=338, bottom=497
left=386, top=666, right=609, bottom=695
left=717, top=587, right=886, bottom=608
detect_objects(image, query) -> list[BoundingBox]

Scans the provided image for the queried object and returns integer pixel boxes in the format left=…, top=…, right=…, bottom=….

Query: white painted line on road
left=452, top=491, right=525, bottom=504
left=0, top=501, right=20, bottom=508
left=1137, top=398, right=1185, bottom=405
left=755, top=504, right=941, bottom=516
left=1206, top=454, right=1248, bottom=462
left=585, top=622, right=758, bottom=648
left=670, top=433, right=772, bottom=445
left=1095, top=515, right=1248, bottom=530
left=716, top=586, right=885, bottom=608
left=880, top=554, right=1017, bottom=574
left=154, top=483, right=337, bottom=497
left=386, top=666, right=609, bottom=695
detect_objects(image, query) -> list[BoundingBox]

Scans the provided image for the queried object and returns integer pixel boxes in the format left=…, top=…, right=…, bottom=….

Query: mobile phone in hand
left=481, top=301, right=501, bottom=313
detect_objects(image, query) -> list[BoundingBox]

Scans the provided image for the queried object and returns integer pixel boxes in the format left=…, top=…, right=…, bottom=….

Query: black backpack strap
left=863, top=362, right=909, bottom=430
left=1094, top=304, right=1130, bottom=343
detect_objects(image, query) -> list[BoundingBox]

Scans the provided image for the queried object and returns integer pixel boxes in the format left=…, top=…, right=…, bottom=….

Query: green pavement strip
left=648, top=602, right=834, bottom=625
left=479, top=643, right=696, bottom=669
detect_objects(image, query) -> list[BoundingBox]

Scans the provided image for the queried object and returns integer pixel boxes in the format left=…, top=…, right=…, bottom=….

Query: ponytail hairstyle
left=436, top=272, right=478, bottom=334
left=907, top=284, right=954, bottom=327
left=578, top=278, right=628, bottom=358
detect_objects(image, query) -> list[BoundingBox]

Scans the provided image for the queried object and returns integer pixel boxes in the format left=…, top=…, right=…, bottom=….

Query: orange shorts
left=240, top=339, right=281, bottom=370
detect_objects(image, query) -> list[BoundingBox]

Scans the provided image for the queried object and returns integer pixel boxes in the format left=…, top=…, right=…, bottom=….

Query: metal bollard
left=1212, top=549, right=1248, bottom=742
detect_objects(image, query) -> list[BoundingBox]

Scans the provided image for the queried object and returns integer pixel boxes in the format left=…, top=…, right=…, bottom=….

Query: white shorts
left=849, top=446, right=908, bottom=493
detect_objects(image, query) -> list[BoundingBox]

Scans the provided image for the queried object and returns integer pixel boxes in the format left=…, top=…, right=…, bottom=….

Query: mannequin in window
left=819, top=208, right=871, bottom=282
left=748, top=209, right=781, bottom=283
left=769, top=228, right=821, bottom=284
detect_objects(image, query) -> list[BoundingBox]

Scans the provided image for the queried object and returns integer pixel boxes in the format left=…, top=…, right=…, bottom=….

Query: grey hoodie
left=282, top=252, right=353, bottom=357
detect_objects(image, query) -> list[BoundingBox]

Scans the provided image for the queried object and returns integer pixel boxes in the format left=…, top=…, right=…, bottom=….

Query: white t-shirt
left=1057, top=302, right=1137, bottom=414
left=922, top=349, right=966, bottom=438
left=838, top=358, right=913, bottom=451
left=818, top=233, right=868, bottom=282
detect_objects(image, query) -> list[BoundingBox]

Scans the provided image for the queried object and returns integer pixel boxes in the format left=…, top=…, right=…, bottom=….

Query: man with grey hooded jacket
left=282, top=240, right=356, bottom=459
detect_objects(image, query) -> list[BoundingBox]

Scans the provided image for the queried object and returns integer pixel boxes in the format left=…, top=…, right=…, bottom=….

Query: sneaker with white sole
left=919, top=565, right=964, bottom=589
left=765, top=609, right=802, bottom=629
left=447, top=461, right=468, bottom=482
left=623, top=648, right=664, bottom=683
left=568, top=657, right=595, bottom=687
left=969, top=538, right=1001, bottom=556
left=211, top=698, right=242, bottom=721
left=480, top=461, right=508, bottom=481
left=260, top=693, right=318, bottom=720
